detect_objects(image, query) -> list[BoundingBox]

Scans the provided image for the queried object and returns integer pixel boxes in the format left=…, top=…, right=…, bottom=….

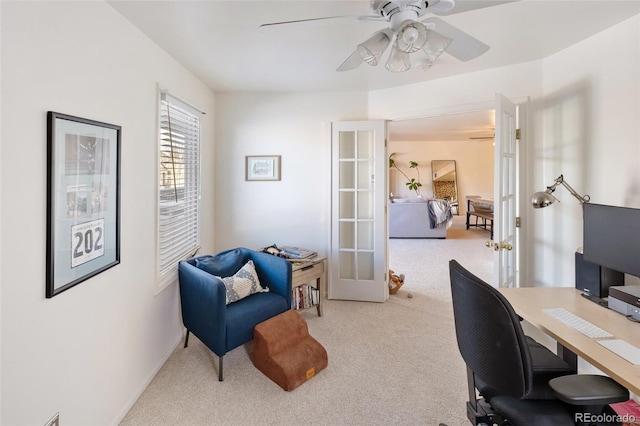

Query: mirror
left=431, top=160, right=459, bottom=214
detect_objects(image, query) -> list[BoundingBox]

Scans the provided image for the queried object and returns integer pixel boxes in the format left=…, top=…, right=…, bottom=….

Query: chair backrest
left=449, top=260, right=533, bottom=398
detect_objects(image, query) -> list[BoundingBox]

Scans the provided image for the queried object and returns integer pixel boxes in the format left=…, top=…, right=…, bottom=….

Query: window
left=158, top=92, right=201, bottom=288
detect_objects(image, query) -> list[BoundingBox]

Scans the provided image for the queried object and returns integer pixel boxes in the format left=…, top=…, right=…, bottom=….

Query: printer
left=608, top=286, right=640, bottom=321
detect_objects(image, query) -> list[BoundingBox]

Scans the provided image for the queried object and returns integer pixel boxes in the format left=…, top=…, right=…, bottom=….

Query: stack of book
left=292, top=285, right=320, bottom=310
left=281, top=246, right=317, bottom=259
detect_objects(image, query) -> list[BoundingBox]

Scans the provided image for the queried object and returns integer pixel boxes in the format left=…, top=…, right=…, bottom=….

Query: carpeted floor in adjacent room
left=120, top=215, right=493, bottom=426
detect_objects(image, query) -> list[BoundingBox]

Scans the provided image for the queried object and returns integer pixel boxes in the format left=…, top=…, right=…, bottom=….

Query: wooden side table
left=291, top=256, right=326, bottom=316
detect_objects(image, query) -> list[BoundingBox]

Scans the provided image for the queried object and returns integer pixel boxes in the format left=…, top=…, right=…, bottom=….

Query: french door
left=329, top=121, right=388, bottom=302
left=491, top=94, right=518, bottom=288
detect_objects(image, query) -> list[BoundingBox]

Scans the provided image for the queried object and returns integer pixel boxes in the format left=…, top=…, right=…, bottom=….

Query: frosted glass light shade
left=413, top=50, right=435, bottom=70
left=423, top=29, right=453, bottom=61
left=357, top=31, right=391, bottom=66
left=385, top=45, right=411, bottom=72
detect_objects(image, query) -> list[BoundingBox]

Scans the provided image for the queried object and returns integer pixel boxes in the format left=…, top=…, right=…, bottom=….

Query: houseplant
left=389, top=153, right=422, bottom=197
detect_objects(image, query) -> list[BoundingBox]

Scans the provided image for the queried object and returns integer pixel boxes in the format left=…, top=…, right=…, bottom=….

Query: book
left=281, top=246, right=317, bottom=259
left=610, top=399, right=640, bottom=426
left=291, top=284, right=320, bottom=310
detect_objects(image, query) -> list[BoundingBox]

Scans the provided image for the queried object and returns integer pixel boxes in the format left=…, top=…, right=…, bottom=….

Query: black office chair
left=448, top=260, right=629, bottom=426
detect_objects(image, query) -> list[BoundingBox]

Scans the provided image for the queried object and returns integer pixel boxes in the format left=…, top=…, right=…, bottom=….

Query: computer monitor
left=583, top=202, right=640, bottom=279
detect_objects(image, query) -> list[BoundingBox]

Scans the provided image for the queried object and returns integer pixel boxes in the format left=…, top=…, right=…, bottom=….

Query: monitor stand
left=580, top=292, right=609, bottom=308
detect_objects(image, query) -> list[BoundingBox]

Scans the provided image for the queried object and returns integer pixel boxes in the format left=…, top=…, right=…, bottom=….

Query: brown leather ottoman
left=253, top=309, right=328, bottom=391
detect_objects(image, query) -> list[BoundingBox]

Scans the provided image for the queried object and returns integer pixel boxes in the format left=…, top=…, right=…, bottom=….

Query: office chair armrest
left=549, top=374, right=629, bottom=406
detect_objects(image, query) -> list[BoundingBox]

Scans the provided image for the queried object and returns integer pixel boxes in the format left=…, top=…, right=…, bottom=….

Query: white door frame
left=385, top=97, right=529, bottom=287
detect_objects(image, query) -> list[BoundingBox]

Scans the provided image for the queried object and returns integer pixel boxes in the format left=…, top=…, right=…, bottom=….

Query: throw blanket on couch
left=428, top=200, right=453, bottom=229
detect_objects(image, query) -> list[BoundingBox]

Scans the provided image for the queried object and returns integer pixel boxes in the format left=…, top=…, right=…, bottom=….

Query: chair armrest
left=178, top=260, right=227, bottom=356
left=549, top=374, right=629, bottom=406
left=245, top=249, right=292, bottom=306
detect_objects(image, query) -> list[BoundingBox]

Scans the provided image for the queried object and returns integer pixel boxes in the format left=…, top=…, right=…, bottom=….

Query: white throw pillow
left=221, top=260, right=268, bottom=305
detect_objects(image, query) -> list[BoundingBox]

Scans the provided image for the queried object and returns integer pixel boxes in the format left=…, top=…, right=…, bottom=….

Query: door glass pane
left=357, top=222, right=373, bottom=249
left=339, top=161, right=355, bottom=189
left=339, top=192, right=355, bottom=219
left=357, top=191, right=374, bottom=219
left=357, top=252, right=374, bottom=280
left=339, top=251, right=355, bottom=279
left=339, top=222, right=355, bottom=249
left=339, top=132, right=355, bottom=158
left=357, top=160, right=374, bottom=190
left=357, top=131, right=374, bottom=158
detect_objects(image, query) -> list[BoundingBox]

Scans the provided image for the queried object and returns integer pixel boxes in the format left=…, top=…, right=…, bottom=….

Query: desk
left=499, top=287, right=640, bottom=396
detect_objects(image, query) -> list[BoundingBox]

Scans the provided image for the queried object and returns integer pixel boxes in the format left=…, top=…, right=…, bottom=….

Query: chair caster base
left=467, top=399, right=507, bottom=426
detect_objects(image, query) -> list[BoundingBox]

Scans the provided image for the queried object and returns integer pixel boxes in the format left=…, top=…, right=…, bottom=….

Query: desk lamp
left=531, top=174, right=590, bottom=208
left=532, top=175, right=604, bottom=305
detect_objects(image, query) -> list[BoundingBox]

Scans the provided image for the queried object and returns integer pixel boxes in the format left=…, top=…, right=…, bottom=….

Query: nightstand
left=291, top=256, right=326, bottom=316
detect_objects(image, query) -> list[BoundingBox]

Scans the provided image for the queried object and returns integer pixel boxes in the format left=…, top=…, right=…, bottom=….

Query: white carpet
left=120, top=216, right=494, bottom=426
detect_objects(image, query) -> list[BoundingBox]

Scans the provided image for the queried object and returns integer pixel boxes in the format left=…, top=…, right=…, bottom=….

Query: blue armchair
left=178, top=247, right=292, bottom=381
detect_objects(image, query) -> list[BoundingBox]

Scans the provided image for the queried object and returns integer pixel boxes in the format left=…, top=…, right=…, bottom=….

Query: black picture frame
left=46, top=112, right=121, bottom=298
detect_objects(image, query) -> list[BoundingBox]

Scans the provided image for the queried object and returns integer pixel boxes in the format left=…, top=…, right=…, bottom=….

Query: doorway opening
left=386, top=110, right=496, bottom=291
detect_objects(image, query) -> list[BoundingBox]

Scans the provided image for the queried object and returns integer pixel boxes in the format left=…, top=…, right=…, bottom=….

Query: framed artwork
left=245, top=155, right=281, bottom=181
left=46, top=112, right=121, bottom=298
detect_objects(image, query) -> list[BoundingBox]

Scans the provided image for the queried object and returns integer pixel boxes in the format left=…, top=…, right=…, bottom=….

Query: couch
left=388, top=199, right=449, bottom=238
left=178, top=247, right=292, bottom=381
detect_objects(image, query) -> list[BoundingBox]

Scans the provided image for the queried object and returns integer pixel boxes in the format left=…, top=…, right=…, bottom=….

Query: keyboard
left=543, top=308, right=614, bottom=339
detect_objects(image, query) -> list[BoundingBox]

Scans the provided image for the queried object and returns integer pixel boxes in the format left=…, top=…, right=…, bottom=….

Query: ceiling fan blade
left=358, top=15, right=392, bottom=22
left=259, top=15, right=355, bottom=28
left=423, top=17, right=489, bottom=62
left=426, top=0, right=456, bottom=15
left=433, top=0, right=520, bottom=16
left=337, top=50, right=364, bottom=72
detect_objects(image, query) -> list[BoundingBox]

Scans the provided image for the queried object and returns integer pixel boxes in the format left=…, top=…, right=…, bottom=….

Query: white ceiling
left=109, top=0, right=640, bottom=94
left=108, top=0, right=639, bottom=139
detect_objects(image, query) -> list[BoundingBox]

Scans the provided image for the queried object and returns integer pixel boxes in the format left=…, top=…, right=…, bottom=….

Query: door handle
left=485, top=241, right=513, bottom=251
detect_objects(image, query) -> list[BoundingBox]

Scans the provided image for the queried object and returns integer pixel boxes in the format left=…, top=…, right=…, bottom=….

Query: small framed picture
left=46, top=112, right=121, bottom=298
left=245, top=155, right=281, bottom=181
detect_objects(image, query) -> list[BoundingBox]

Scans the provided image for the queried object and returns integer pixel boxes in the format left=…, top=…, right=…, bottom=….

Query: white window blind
left=158, top=92, right=201, bottom=285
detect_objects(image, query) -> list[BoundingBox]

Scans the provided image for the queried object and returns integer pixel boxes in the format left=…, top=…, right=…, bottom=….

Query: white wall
left=529, top=14, right=640, bottom=287
left=0, top=2, right=3, bottom=422
left=214, top=92, right=368, bottom=254
left=0, top=2, right=215, bottom=425
left=388, top=139, right=494, bottom=207
left=213, top=64, right=543, bottom=259
left=369, top=61, right=543, bottom=121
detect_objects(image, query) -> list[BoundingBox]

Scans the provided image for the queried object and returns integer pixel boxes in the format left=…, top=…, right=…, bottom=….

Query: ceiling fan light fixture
left=357, top=30, right=391, bottom=66
left=385, top=44, right=411, bottom=72
left=413, top=50, right=435, bottom=70
left=422, top=29, right=453, bottom=61
left=396, top=20, right=428, bottom=53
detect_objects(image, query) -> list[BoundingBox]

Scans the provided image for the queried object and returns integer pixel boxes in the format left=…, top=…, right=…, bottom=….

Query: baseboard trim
left=112, top=331, right=183, bottom=425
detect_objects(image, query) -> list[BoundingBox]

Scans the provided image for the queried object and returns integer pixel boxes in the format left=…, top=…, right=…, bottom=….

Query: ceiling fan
left=260, top=0, right=495, bottom=73
left=470, top=133, right=495, bottom=141
left=469, top=128, right=495, bottom=142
